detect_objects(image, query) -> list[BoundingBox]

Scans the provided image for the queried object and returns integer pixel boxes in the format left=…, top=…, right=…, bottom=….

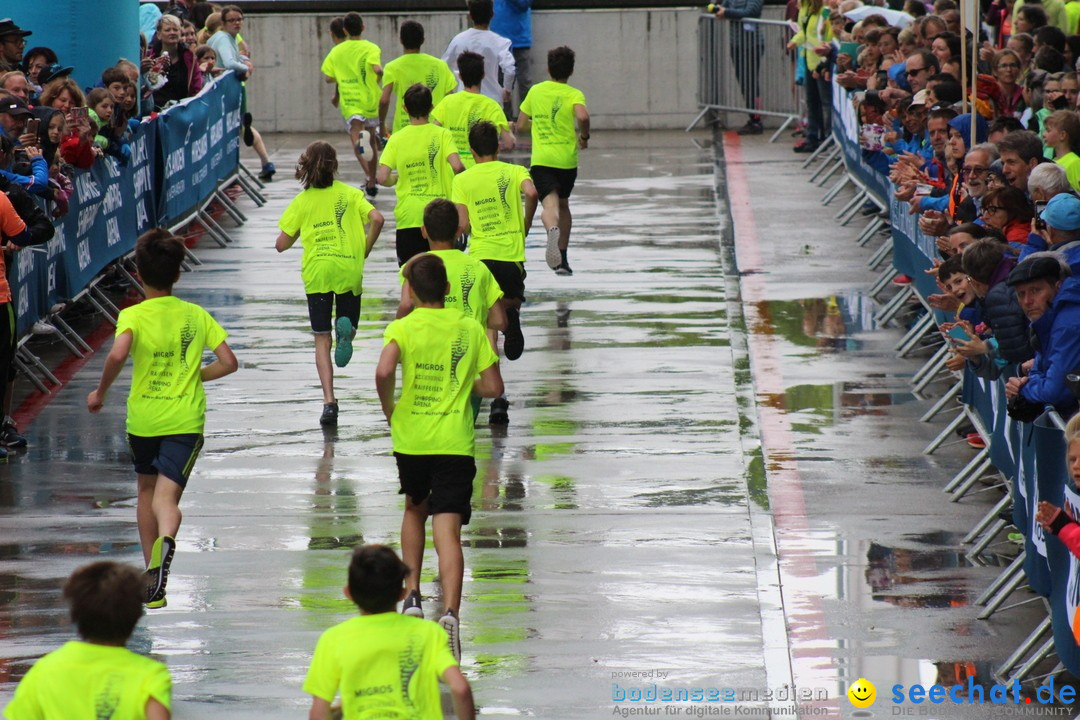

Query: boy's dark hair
left=343, top=12, right=363, bottom=37
left=468, top=0, right=494, bottom=26
left=860, top=93, right=887, bottom=113
left=64, top=562, right=144, bottom=644
left=1017, top=3, right=1048, bottom=30
left=102, top=67, right=128, bottom=87
left=989, top=115, right=1024, bottom=136
left=948, top=222, right=988, bottom=241
left=347, top=545, right=410, bottom=613
left=1034, top=46, right=1066, bottom=73
left=404, top=253, right=448, bottom=304
left=457, top=51, right=485, bottom=88
left=329, top=16, right=346, bottom=41
left=400, top=20, right=424, bottom=49
left=962, top=238, right=1007, bottom=284
left=982, top=226, right=1009, bottom=245
left=937, top=253, right=965, bottom=282
left=403, top=83, right=433, bottom=118
left=998, top=130, right=1044, bottom=163
left=930, top=78, right=962, bottom=104
left=135, top=228, right=185, bottom=290
left=423, top=198, right=459, bottom=244
left=468, top=120, right=499, bottom=158
left=928, top=105, right=958, bottom=123
left=295, top=140, right=338, bottom=190
left=1036, top=25, right=1067, bottom=53
left=548, top=46, right=575, bottom=81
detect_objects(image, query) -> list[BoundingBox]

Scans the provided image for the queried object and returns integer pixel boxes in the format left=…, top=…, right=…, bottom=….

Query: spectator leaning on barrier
left=1036, top=414, right=1080, bottom=553
left=148, top=14, right=203, bottom=111
left=1005, top=252, right=1080, bottom=418
left=713, top=0, right=765, bottom=135
left=961, top=237, right=1035, bottom=367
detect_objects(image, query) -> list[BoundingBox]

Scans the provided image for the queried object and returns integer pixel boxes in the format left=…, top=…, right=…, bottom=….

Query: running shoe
left=402, top=590, right=424, bottom=619
left=489, top=397, right=510, bottom=425
left=145, top=535, right=176, bottom=606
left=242, top=112, right=254, bottom=147
left=736, top=119, right=764, bottom=135
left=1, top=420, right=27, bottom=449
left=793, top=141, right=819, bottom=154
left=545, top=226, right=561, bottom=269
left=258, top=162, right=276, bottom=182
left=320, top=402, right=339, bottom=427
left=503, top=308, right=524, bottom=360
left=334, top=316, right=354, bottom=368
left=892, top=274, right=913, bottom=286
left=145, top=595, right=167, bottom=610
left=365, top=183, right=378, bottom=199
left=439, top=610, right=461, bottom=662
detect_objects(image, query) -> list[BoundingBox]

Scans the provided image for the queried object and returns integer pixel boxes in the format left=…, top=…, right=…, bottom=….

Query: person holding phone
left=148, top=14, right=202, bottom=110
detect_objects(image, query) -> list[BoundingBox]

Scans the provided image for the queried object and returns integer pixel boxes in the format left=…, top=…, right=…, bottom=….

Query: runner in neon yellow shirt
left=378, top=20, right=458, bottom=136
left=87, top=230, right=238, bottom=609
left=321, top=12, right=384, bottom=197
left=377, top=84, right=465, bottom=266
left=431, top=51, right=515, bottom=168
left=304, top=545, right=476, bottom=718
left=376, top=258, right=503, bottom=661
left=517, top=46, right=590, bottom=275
left=277, top=141, right=384, bottom=427
left=5, top=562, right=172, bottom=720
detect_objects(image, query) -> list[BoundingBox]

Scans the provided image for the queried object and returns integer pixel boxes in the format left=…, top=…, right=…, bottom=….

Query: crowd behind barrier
left=13, top=72, right=243, bottom=343
left=824, top=77, right=1080, bottom=681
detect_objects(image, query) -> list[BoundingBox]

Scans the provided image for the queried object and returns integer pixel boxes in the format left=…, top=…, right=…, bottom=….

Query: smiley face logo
left=847, top=678, right=876, bottom=708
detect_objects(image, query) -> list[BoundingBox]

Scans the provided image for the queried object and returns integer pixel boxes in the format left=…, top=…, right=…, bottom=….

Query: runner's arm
left=376, top=163, right=396, bottom=186
left=575, top=104, right=590, bottom=149
left=473, top=362, right=504, bottom=399
left=308, top=697, right=332, bottom=720
left=378, top=85, right=394, bottom=135
left=87, top=330, right=133, bottom=412
left=515, top=113, right=531, bottom=134
left=441, top=666, right=477, bottom=720
left=500, top=128, right=516, bottom=151
left=201, top=341, right=239, bottom=382
left=486, top=302, right=507, bottom=332
left=448, top=153, right=465, bottom=174
left=455, top=203, right=471, bottom=236
left=522, top=179, right=538, bottom=236
left=397, top=281, right=414, bottom=319
left=375, top=341, right=401, bottom=424
left=364, top=209, right=384, bottom=257
left=275, top=230, right=298, bottom=252
left=145, top=698, right=171, bottom=720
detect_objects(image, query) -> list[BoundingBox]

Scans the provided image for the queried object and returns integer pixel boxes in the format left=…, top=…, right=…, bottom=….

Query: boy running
left=321, top=12, right=384, bottom=197
left=303, top=545, right=475, bottom=719
left=87, top=230, right=238, bottom=609
left=431, top=51, right=515, bottom=169
left=277, top=141, right=384, bottom=427
left=378, top=20, right=457, bottom=138
left=4, top=562, right=172, bottom=719
left=452, top=121, right=537, bottom=424
left=375, top=254, right=503, bottom=660
left=377, top=84, right=465, bottom=266
left=517, top=46, right=590, bottom=275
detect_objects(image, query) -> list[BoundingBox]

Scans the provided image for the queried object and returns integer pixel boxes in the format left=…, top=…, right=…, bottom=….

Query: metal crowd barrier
left=796, top=79, right=1080, bottom=687
left=690, top=13, right=800, bottom=141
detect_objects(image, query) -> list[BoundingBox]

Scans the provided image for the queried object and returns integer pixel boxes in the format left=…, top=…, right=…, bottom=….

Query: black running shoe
left=1, top=420, right=27, bottom=448
left=242, top=112, right=254, bottom=147
left=737, top=119, right=764, bottom=135
left=320, top=402, right=339, bottom=427
left=503, top=308, right=524, bottom=360
left=402, top=590, right=424, bottom=618
left=489, top=397, right=509, bottom=425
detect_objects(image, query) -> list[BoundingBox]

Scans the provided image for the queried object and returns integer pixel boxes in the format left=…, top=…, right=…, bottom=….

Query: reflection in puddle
left=866, top=540, right=970, bottom=609
left=761, top=383, right=912, bottom=431
left=755, top=293, right=878, bottom=353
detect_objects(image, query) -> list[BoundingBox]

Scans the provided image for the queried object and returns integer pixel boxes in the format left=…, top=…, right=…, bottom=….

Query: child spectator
left=275, top=141, right=384, bottom=426
left=86, top=87, right=116, bottom=152
left=87, top=229, right=238, bottom=609
left=1043, top=109, right=1080, bottom=191
left=193, top=45, right=222, bottom=84
left=302, top=545, right=475, bottom=719
left=1036, top=414, right=1080, bottom=552
left=375, top=254, right=503, bottom=659
left=1, top=561, right=172, bottom=719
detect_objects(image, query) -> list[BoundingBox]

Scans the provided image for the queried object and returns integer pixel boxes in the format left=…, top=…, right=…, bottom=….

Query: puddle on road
left=761, top=383, right=914, bottom=433
left=752, top=294, right=878, bottom=353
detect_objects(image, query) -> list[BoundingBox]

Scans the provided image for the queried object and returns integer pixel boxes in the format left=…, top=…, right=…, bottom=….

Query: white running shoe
left=439, top=610, right=461, bottom=662
left=545, top=226, right=561, bottom=269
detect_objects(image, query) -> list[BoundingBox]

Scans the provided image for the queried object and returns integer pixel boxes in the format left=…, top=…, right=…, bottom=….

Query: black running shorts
left=128, top=433, right=204, bottom=488
left=531, top=165, right=578, bottom=200
left=306, top=292, right=361, bottom=334
left=395, top=453, right=477, bottom=524
left=480, top=259, right=526, bottom=301
left=395, top=227, right=428, bottom=267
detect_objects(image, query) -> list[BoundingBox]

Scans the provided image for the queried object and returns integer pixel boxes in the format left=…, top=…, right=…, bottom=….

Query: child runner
left=320, top=12, right=384, bottom=198
left=452, top=121, right=537, bottom=424
left=378, top=20, right=457, bottom=138
left=3, top=562, right=172, bottom=719
left=431, top=51, right=515, bottom=169
left=516, top=45, right=590, bottom=275
left=375, top=254, right=503, bottom=660
left=303, top=545, right=475, bottom=719
left=377, top=84, right=465, bottom=266
left=276, top=141, right=384, bottom=427
left=87, top=229, right=238, bottom=609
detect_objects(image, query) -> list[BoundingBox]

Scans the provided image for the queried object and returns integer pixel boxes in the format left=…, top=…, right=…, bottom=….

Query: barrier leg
left=964, top=495, right=1013, bottom=544
left=234, top=174, right=266, bottom=207
left=685, top=106, right=712, bottom=133
left=48, top=323, right=85, bottom=359
left=995, top=613, right=1049, bottom=677
left=976, top=562, right=1029, bottom=619
left=214, top=188, right=247, bottom=225
left=239, top=162, right=266, bottom=190
left=196, top=211, right=230, bottom=248
left=115, top=263, right=147, bottom=298
left=911, top=343, right=950, bottom=386
left=835, top=188, right=866, bottom=219
left=866, top=237, right=893, bottom=267
left=943, top=449, right=990, bottom=493
left=950, top=459, right=997, bottom=502
left=1008, top=636, right=1056, bottom=684
left=802, top=135, right=836, bottom=170
left=923, top=407, right=967, bottom=455
left=86, top=290, right=118, bottom=326
left=820, top=174, right=850, bottom=206
left=815, top=158, right=844, bottom=187
left=919, top=379, right=962, bottom=421
left=808, top=145, right=840, bottom=180
left=767, top=115, right=796, bottom=144
left=857, top=218, right=886, bottom=248
left=52, top=315, right=91, bottom=353
left=89, top=286, right=120, bottom=318
left=975, top=551, right=1025, bottom=606
left=868, top=265, right=896, bottom=300
left=967, top=519, right=1008, bottom=557
left=838, top=191, right=870, bottom=226
left=911, top=355, right=950, bottom=394
left=894, top=311, right=935, bottom=355
left=12, top=355, right=49, bottom=394
left=874, top=285, right=913, bottom=326
left=17, top=346, right=59, bottom=387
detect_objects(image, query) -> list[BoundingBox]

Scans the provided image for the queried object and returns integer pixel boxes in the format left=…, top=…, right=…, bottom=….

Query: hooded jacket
left=982, top=256, right=1036, bottom=364
left=1020, top=276, right=1080, bottom=410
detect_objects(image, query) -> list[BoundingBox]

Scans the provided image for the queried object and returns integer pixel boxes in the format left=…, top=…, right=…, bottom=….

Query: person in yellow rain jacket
left=788, top=0, right=832, bottom=153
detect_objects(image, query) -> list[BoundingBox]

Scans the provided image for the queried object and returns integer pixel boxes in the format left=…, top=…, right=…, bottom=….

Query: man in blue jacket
left=492, top=0, right=532, bottom=118
left=1005, top=253, right=1080, bottom=416
left=714, top=0, right=764, bottom=135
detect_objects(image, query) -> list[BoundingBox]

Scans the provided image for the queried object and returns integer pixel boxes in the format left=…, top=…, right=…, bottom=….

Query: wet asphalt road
left=0, top=127, right=1056, bottom=719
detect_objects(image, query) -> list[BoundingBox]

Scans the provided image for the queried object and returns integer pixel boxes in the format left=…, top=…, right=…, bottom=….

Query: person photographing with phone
left=147, top=14, right=202, bottom=111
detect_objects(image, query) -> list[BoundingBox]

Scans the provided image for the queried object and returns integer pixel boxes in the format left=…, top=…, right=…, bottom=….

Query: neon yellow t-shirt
left=452, top=161, right=531, bottom=263
left=430, top=91, right=508, bottom=168
left=379, top=123, right=459, bottom=229
left=384, top=308, right=498, bottom=455
left=321, top=39, right=383, bottom=118
left=279, top=180, right=375, bottom=295
left=116, top=296, right=227, bottom=437
left=1058, top=152, right=1080, bottom=192
left=381, top=52, right=457, bottom=133
left=303, top=613, right=457, bottom=719
left=520, top=80, right=587, bottom=170
left=4, top=641, right=171, bottom=720
left=399, top=249, right=504, bottom=325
